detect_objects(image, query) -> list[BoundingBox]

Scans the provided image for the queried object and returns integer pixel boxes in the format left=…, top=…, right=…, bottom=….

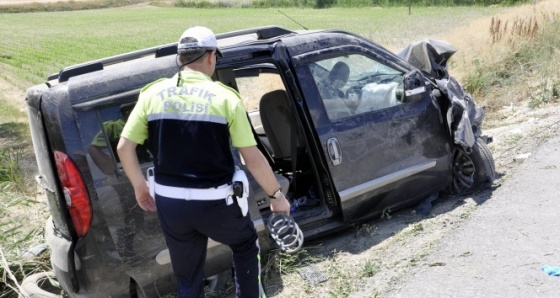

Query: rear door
left=292, top=45, right=452, bottom=221
left=26, top=89, right=73, bottom=238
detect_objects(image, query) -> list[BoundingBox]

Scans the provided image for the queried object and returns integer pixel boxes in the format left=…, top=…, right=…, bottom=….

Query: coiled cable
left=267, top=213, right=304, bottom=253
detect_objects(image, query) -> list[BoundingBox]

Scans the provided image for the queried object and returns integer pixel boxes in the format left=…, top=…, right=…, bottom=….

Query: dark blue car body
left=25, top=26, right=494, bottom=297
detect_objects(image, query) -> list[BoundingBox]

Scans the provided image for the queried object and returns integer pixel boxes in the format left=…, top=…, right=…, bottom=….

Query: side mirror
left=403, top=69, right=428, bottom=102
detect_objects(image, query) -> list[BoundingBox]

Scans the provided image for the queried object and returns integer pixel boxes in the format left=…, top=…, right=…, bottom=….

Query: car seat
left=259, top=89, right=304, bottom=172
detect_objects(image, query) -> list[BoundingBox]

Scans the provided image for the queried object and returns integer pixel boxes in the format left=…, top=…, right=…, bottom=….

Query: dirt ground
left=388, top=132, right=560, bottom=297
left=262, top=95, right=560, bottom=298
left=1, top=0, right=559, bottom=297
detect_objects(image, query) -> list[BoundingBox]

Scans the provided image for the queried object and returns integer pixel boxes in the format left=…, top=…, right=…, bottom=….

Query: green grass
left=0, top=141, right=47, bottom=297
left=0, top=98, right=26, bottom=122
left=0, top=6, right=503, bottom=90
left=361, top=259, right=380, bottom=278
left=0, top=68, right=39, bottom=297
left=0, top=94, right=31, bottom=192
left=0, top=146, right=26, bottom=190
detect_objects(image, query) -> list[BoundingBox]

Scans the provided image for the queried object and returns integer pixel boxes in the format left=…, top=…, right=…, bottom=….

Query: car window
left=89, top=104, right=153, bottom=175
left=309, top=54, right=405, bottom=121
left=230, top=65, right=291, bottom=164
left=234, top=67, right=286, bottom=136
left=236, top=72, right=285, bottom=112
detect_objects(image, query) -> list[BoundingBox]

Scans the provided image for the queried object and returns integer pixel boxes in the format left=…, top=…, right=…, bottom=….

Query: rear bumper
left=45, top=217, right=78, bottom=294
left=46, top=217, right=134, bottom=297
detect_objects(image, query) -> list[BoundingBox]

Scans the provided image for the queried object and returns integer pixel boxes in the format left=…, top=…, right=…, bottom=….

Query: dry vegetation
left=432, top=1, right=560, bottom=118
left=489, top=15, right=539, bottom=44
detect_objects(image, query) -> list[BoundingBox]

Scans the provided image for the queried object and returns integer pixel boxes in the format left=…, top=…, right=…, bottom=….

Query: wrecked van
left=23, top=26, right=495, bottom=297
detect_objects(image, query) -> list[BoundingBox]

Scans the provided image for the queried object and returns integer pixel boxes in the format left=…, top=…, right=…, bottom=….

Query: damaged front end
left=398, top=39, right=489, bottom=153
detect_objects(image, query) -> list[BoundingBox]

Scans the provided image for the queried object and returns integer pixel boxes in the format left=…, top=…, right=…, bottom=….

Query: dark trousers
left=155, top=195, right=265, bottom=298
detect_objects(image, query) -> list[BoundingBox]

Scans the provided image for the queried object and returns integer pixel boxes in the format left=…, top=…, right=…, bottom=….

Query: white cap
left=177, top=26, right=218, bottom=50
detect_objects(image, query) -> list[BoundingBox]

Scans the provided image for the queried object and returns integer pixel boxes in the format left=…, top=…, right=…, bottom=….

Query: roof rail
left=56, top=26, right=294, bottom=83
left=218, top=26, right=294, bottom=40
left=56, top=43, right=176, bottom=82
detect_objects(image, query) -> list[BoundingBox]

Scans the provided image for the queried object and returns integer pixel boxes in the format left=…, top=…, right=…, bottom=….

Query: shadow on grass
left=0, top=122, right=30, bottom=142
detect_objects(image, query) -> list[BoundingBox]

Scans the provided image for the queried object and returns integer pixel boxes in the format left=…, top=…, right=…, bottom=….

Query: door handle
left=327, top=137, right=342, bottom=166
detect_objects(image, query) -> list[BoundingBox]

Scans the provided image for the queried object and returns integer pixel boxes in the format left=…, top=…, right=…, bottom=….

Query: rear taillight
left=54, top=151, right=92, bottom=237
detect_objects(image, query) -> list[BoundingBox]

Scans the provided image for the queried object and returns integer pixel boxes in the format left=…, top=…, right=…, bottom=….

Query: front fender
left=437, top=77, right=486, bottom=153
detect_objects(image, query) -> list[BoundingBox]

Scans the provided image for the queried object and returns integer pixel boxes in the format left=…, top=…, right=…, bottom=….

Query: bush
left=464, top=12, right=560, bottom=114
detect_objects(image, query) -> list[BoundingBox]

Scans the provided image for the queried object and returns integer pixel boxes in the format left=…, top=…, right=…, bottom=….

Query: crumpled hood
left=397, top=39, right=457, bottom=80
left=398, top=39, right=486, bottom=152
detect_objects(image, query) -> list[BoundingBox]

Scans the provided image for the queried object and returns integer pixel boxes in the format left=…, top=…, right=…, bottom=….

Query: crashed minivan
left=23, top=26, right=495, bottom=297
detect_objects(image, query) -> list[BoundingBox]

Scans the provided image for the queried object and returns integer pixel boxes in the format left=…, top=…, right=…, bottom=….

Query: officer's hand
left=135, top=181, right=157, bottom=212
left=270, top=194, right=290, bottom=216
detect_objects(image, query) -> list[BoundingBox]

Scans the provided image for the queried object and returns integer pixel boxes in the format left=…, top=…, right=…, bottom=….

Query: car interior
left=230, top=65, right=332, bottom=227
left=310, top=54, right=406, bottom=121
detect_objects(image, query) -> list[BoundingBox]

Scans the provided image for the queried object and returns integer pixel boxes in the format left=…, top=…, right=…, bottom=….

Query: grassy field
left=1, top=1, right=560, bottom=297
left=0, top=6, right=504, bottom=90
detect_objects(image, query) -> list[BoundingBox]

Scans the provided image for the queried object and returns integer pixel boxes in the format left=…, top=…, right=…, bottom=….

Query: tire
left=450, top=137, right=496, bottom=195
left=20, top=271, right=61, bottom=298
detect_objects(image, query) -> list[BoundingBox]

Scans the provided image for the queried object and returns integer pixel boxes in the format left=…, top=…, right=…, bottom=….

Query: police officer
left=117, top=26, right=291, bottom=298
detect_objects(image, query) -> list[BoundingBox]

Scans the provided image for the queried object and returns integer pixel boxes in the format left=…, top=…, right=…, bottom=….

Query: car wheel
left=20, top=271, right=61, bottom=298
left=451, top=137, right=496, bottom=195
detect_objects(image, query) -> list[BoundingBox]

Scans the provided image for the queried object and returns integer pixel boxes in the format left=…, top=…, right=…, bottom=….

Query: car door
left=293, top=46, right=452, bottom=221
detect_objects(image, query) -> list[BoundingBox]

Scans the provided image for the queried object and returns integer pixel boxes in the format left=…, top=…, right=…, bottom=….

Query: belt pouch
left=147, top=167, right=155, bottom=198
left=233, top=168, right=249, bottom=216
